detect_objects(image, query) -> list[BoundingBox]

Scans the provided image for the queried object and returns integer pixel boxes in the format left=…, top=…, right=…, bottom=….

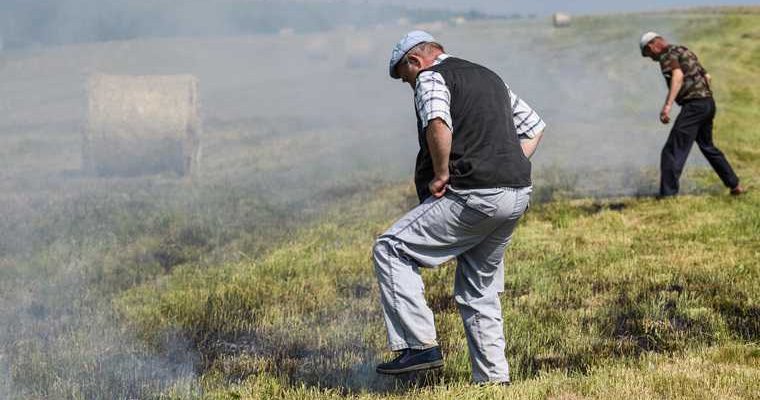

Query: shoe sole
left=376, top=359, right=444, bottom=375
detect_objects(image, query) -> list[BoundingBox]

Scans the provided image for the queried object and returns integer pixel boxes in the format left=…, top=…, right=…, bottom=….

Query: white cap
left=388, top=30, right=436, bottom=79
left=639, top=31, right=661, bottom=56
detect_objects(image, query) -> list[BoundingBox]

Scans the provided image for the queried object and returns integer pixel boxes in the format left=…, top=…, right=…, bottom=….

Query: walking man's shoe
left=730, top=185, right=747, bottom=196
left=376, top=347, right=444, bottom=375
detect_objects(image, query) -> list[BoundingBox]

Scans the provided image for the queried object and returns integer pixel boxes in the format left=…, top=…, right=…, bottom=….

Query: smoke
left=0, top=0, right=468, bottom=50
left=0, top=1, right=723, bottom=397
left=0, top=229, right=200, bottom=398
left=343, top=0, right=760, bottom=16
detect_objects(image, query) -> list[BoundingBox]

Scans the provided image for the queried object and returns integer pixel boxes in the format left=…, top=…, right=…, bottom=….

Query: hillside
left=118, top=9, right=759, bottom=400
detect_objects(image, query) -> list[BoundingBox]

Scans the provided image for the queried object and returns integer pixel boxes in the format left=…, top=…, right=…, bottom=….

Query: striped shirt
left=415, top=54, right=546, bottom=139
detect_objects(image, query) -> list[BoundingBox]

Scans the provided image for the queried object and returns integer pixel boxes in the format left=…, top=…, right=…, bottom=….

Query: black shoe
left=376, top=347, right=444, bottom=375
left=730, top=185, right=747, bottom=196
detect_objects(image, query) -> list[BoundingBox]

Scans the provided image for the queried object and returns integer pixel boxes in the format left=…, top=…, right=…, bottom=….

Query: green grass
left=118, top=190, right=760, bottom=398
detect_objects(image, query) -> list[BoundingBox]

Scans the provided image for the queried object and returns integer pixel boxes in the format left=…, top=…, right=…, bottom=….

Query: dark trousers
left=660, top=97, right=739, bottom=196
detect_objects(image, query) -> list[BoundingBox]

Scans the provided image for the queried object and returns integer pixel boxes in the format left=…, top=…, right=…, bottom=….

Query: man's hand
left=428, top=175, right=449, bottom=198
left=660, top=104, right=672, bottom=124
left=520, top=129, right=544, bottom=159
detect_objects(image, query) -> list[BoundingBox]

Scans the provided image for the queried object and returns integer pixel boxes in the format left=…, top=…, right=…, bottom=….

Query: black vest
left=414, top=57, right=531, bottom=201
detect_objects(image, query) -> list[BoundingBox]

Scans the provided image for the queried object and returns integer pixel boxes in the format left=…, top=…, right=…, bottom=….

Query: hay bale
left=552, top=13, right=572, bottom=28
left=84, top=74, right=201, bottom=177
left=450, top=16, right=467, bottom=26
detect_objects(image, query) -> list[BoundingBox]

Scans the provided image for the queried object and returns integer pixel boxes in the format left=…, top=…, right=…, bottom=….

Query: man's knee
left=373, top=238, right=389, bottom=257
left=455, top=289, right=501, bottom=314
left=697, top=141, right=719, bottom=155
left=373, top=238, right=395, bottom=275
left=661, top=142, right=675, bottom=158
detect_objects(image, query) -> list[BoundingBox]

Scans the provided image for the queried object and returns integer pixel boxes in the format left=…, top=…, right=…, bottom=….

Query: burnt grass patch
left=603, top=285, right=717, bottom=355
left=195, top=326, right=438, bottom=394
left=509, top=277, right=751, bottom=380
left=336, top=279, right=373, bottom=299
left=683, top=275, right=760, bottom=341
left=579, top=202, right=628, bottom=214
left=715, top=300, right=760, bottom=341
left=151, top=224, right=214, bottom=273
left=427, top=291, right=458, bottom=313
left=527, top=352, right=592, bottom=376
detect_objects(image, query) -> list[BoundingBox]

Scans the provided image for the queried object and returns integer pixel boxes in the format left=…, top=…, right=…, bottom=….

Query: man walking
left=372, top=31, right=544, bottom=384
left=640, top=32, right=745, bottom=197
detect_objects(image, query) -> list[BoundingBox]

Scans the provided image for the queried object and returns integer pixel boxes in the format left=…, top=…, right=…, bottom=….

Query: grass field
left=1, top=7, right=758, bottom=400
left=116, top=9, right=760, bottom=400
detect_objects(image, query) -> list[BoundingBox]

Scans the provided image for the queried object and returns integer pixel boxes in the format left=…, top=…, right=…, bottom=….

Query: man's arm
left=414, top=70, right=452, bottom=198
left=508, top=87, right=545, bottom=158
left=520, top=129, right=544, bottom=159
left=661, top=67, right=683, bottom=124
left=426, top=118, right=451, bottom=198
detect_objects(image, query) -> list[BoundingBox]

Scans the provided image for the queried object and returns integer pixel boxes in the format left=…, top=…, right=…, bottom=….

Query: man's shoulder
left=430, top=57, right=499, bottom=77
left=425, top=57, right=507, bottom=92
left=428, top=56, right=470, bottom=70
left=659, top=45, right=686, bottom=69
left=671, top=45, right=699, bottom=60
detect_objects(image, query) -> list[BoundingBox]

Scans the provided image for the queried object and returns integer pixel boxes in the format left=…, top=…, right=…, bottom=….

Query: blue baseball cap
left=389, top=30, right=436, bottom=79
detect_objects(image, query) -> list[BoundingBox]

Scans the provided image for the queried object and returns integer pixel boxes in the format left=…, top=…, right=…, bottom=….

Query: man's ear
left=407, top=54, right=423, bottom=68
left=646, top=43, right=656, bottom=58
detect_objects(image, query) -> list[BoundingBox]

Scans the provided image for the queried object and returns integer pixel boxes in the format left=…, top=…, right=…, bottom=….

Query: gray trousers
left=373, top=185, right=531, bottom=383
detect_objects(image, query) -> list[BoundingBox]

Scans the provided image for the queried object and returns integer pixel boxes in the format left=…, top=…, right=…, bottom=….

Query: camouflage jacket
left=659, top=45, right=712, bottom=104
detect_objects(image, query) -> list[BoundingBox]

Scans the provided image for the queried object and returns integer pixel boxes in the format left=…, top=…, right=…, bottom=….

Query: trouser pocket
left=447, top=188, right=504, bottom=227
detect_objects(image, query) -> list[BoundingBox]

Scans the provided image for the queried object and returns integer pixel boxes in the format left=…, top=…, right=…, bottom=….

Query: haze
left=360, top=0, right=760, bottom=15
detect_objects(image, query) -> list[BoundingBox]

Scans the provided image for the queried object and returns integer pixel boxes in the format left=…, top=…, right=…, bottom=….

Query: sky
left=360, top=0, right=760, bottom=15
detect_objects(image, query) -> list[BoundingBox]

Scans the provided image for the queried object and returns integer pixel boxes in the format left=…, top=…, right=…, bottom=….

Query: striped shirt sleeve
left=507, top=85, right=545, bottom=139
left=415, top=71, right=453, bottom=132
